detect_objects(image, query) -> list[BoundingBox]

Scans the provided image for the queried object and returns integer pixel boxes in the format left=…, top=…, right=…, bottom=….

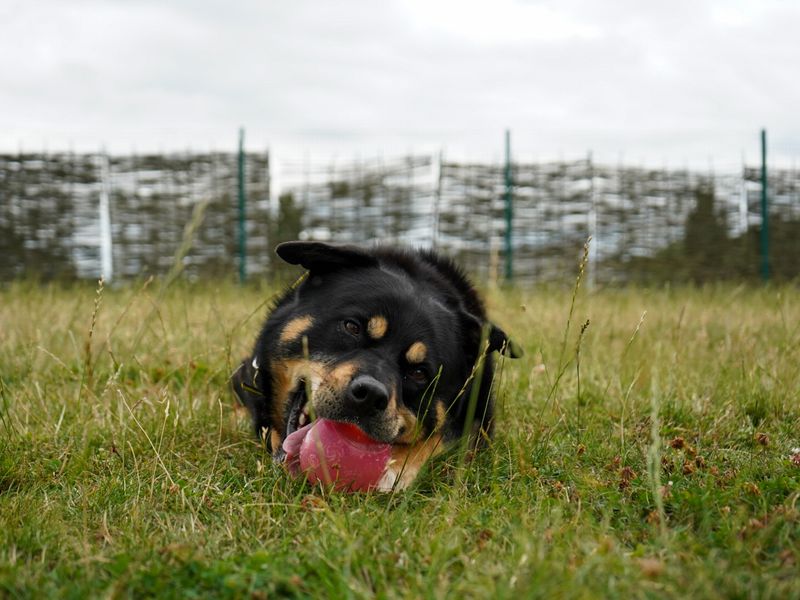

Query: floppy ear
left=461, top=310, right=524, bottom=358
left=488, top=323, right=524, bottom=358
left=276, top=241, right=378, bottom=273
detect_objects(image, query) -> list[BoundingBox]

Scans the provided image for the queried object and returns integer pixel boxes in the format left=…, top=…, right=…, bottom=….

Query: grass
left=1, top=276, right=799, bottom=599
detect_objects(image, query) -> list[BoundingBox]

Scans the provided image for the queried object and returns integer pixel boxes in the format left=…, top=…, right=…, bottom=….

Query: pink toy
left=282, top=418, right=391, bottom=491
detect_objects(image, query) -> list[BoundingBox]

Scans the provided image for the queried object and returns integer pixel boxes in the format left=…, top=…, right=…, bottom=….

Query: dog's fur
left=232, top=241, right=521, bottom=490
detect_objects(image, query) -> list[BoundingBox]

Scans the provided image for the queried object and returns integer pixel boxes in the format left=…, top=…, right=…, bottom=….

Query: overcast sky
left=2, top=0, right=799, bottom=167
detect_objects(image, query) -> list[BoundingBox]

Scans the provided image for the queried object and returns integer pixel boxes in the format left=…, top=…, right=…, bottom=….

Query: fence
left=2, top=151, right=799, bottom=285
left=0, top=152, right=270, bottom=281
left=277, top=154, right=800, bottom=284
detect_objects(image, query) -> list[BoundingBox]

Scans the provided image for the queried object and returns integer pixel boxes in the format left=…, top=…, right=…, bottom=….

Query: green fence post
left=504, top=129, right=513, bottom=282
left=238, top=127, right=247, bottom=284
left=760, top=128, right=769, bottom=282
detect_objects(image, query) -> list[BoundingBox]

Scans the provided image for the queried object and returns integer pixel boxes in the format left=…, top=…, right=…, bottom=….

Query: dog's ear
left=488, top=322, right=524, bottom=358
left=461, top=310, right=524, bottom=358
left=276, top=241, right=378, bottom=273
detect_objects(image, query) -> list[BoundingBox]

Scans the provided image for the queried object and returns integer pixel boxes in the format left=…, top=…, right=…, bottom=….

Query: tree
left=683, top=182, right=729, bottom=282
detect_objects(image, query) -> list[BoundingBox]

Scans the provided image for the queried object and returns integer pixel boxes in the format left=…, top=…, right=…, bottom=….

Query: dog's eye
left=406, top=367, right=428, bottom=385
left=343, top=319, right=361, bottom=336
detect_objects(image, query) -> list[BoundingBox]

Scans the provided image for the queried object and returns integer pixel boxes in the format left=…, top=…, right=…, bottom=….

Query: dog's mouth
left=281, top=379, right=393, bottom=480
left=285, top=382, right=313, bottom=442
left=282, top=379, right=397, bottom=453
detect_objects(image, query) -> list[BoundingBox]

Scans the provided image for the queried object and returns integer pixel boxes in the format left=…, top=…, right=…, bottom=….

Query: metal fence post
left=587, top=151, right=597, bottom=290
left=432, top=150, right=443, bottom=251
left=760, top=129, right=769, bottom=282
left=98, top=151, right=114, bottom=282
left=503, top=129, right=513, bottom=282
left=238, top=127, right=247, bottom=284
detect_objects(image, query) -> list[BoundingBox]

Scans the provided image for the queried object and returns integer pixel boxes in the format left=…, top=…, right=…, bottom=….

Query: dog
left=232, top=241, right=522, bottom=490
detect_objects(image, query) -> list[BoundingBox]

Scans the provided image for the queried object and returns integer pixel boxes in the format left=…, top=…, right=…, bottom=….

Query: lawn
left=1, top=276, right=798, bottom=598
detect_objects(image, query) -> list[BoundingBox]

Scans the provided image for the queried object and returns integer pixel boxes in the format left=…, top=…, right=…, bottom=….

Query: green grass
left=1, top=278, right=799, bottom=599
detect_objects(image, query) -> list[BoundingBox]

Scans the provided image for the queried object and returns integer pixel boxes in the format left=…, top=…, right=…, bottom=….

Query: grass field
left=1, top=276, right=799, bottom=598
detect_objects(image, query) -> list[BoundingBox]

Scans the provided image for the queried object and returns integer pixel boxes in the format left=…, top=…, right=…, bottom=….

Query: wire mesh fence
left=1, top=150, right=799, bottom=285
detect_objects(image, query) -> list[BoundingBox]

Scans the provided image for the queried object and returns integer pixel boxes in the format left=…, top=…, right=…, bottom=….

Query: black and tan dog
left=232, top=241, right=521, bottom=490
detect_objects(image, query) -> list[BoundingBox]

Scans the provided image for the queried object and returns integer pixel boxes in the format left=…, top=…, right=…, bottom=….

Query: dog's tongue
left=282, top=423, right=313, bottom=476
left=282, top=419, right=391, bottom=491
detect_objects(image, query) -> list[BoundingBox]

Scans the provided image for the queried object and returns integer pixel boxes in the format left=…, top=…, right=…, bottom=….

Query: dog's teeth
left=298, top=412, right=308, bottom=426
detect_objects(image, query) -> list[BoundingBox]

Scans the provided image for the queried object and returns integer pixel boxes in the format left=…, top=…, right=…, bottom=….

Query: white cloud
left=1, top=0, right=798, bottom=166
left=400, top=0, right=601, bottom=44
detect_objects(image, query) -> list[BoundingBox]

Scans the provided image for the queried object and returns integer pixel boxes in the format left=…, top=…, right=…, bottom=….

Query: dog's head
left=233, top=241, right=521, bottom=458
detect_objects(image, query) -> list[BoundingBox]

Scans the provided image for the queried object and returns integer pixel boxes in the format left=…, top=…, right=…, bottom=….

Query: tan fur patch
left=279, top=315, right=314, bottom=344
left=327, top=362, right=358, bottom=394
left=269, top=358, right=324, bottom=426
left=298, top=361, right=361, bottom=418
left=367, top=316, right=388, bottom=339
left=394, top=406, right=419, bottom=444
left=378, top=433, right=444, bottom=491
left=405, top=341, right=427, bottom=364
left=270, top=429, right=282, bottom=452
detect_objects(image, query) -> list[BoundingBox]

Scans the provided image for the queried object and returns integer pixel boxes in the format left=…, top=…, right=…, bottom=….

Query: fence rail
left=2, top=151, right=799, bottom=285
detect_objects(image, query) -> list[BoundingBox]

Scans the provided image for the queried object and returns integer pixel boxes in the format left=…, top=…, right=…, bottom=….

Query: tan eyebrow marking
left=279, top=315, right=314, bottom=344
left=405, top=341, right=427, bottom=364
left=367, top=315, right=388, bottom=339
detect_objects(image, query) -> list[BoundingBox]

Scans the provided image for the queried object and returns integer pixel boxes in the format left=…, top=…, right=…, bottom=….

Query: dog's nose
left=345, top=375, right=389, bottom=416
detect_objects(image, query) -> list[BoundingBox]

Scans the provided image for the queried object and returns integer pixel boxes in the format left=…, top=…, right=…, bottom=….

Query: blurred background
left=2, top=0, right=799, bottom=285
